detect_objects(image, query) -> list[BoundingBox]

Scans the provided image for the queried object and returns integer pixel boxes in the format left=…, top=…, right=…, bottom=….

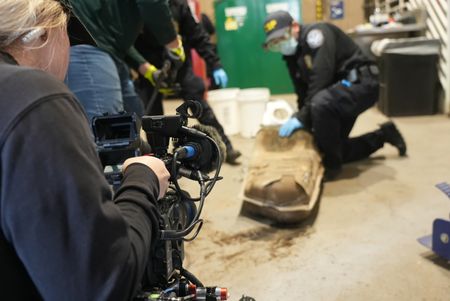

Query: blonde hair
left=0, top=0, right=67, bottom=50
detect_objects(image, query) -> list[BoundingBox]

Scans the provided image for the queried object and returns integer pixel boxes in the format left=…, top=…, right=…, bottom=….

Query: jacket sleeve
left=284, top=55, right=310, bottom=126
left=201, top=13, right=216, bottom=36
left=178, top=0, right=222, bottom=70
left=293, top=80, right=310, bottom=126
left=294, top=26, right=336, bottom=126
left=137, top=0, right=177, bottom=46
left=1, top=90, right=161, bottom=300
left=126, top=45, right=147, bottom=70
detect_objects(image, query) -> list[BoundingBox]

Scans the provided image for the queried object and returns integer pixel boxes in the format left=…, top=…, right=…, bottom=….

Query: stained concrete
left=165, top=96, right=450, bottom=301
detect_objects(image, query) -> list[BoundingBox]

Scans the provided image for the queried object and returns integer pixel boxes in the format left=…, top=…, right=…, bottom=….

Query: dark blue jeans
left=66, top=45, right=144, bottom=123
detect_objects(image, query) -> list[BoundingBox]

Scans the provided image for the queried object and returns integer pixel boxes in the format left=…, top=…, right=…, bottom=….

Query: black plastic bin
left=378, top=44, right=440, bottom=116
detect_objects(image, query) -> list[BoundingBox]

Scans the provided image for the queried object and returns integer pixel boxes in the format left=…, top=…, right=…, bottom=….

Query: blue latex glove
left=213, top=68, right=228, bottom=88
left=279, top=117, right=303, bottom=137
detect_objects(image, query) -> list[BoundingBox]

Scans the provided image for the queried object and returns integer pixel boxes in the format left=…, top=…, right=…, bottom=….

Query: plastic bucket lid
left=237, top=88, right=270, bottom=102
left=207, top=88, right=240, bottom=103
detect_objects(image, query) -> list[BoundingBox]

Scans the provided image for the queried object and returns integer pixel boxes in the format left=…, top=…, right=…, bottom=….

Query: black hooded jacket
left=0, top=52, right=161, bottom=300
left=134, top=0, right=221, bottom=70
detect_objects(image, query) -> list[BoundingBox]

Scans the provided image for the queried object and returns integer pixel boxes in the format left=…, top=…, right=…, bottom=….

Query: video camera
left=92, top=113, right=146, bottom=186
left=92, top=101, right=228, bottom=301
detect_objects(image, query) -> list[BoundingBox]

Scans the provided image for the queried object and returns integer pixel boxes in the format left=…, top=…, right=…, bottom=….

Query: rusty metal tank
left=240, top=127, right=324, bottom=224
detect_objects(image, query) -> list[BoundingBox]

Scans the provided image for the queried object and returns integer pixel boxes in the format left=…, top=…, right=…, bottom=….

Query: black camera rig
left=92, top=101, right=228, bottom=301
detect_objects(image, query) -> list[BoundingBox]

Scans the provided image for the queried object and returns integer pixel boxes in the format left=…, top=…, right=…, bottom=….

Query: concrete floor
left=165, top=96, right=450, bottom=301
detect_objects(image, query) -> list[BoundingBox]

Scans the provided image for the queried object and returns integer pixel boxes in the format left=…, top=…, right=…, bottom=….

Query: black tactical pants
left=310, top=70, right=383, bottom=169
left=135, top=63, right=234, bottom=152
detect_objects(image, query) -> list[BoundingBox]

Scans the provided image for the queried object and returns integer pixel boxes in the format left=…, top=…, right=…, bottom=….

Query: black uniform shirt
left=283, top=23, right=368, bottom=126
left=0, top=55, right=161, bottom=300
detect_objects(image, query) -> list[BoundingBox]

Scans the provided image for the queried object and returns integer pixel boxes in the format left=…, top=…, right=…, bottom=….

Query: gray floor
left=165, top=96, right=450, bottom=301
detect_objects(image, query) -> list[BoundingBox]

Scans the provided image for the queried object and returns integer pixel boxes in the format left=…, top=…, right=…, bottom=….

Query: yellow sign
left=225, top=17, right=239, bottom=31
left=264, top=19, right=277, bottom=32
left=316, top=0, right=324, bottom=21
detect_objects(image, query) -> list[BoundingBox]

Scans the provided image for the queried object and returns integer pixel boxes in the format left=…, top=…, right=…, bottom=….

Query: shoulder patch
left=306, top=29, right=324, bottom=49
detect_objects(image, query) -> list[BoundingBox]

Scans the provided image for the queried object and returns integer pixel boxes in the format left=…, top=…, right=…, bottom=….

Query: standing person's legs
left=113, top=58, right=145, bottom=118
left=66, top=45, right=123, bottom=123
left=134, top=76, right=165, bottom=116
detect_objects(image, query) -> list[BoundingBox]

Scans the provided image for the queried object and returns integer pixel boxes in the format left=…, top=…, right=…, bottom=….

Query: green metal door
left=214, top=0, right=301, bottom=94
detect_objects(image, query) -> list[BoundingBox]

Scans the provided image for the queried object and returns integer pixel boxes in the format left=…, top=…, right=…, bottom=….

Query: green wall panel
left=214, top=0, right=301, bottom=94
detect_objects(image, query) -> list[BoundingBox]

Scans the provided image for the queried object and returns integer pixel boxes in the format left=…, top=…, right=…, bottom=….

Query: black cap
left=263, top=11, right=294, bottom=45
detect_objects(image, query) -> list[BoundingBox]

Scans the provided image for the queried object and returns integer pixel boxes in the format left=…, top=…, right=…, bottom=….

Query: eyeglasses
left=265, top=28, right=291, bottom=52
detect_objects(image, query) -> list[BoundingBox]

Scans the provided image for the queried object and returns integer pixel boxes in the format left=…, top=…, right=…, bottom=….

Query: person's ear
left=21, top=28, right=47, bottom=45
left=290, top=22, right=300, bottom=39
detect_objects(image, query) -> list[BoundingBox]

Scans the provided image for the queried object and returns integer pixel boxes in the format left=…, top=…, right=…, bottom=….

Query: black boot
left=225, top=148, right=242, bottom=164
left=379, top=121, right=407, bottom=156
left=323, top=166, right=342, bottom=182
left=198, top=103, right=241, bottom=164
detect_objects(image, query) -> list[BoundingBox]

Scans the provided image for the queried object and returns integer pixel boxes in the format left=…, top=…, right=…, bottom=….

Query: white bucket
left=237, top=88, right=270, bottom=138
left=207, top=88, right=240, bottom=135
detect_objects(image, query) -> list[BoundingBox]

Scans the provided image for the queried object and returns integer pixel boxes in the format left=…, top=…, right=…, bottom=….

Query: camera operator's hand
left=123, top=156, right=170, bottom=200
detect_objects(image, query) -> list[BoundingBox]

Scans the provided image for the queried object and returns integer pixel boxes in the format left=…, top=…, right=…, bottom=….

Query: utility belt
left=344, top=63, right=379, bottom=85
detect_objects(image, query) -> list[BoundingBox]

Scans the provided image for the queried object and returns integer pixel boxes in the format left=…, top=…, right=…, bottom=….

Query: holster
left=346, top=63, right=379, bottom=84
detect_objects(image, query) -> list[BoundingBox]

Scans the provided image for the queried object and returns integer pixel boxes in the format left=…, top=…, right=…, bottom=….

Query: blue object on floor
left=417, top=182, right=450, bottom=260
left=436, top=182, right=450, bottom=199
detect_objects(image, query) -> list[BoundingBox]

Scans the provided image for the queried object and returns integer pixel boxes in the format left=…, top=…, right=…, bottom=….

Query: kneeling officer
left=263, top=11, right=407, bottom=180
